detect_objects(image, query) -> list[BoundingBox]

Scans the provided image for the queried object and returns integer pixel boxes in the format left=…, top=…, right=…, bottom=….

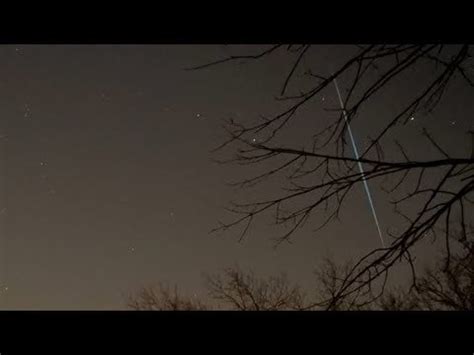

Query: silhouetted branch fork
left=359, top=46, right=466, bottom=159
left=186, top=44, right=284, bottom=70
left=422, top=128, right=451, bottom=158
left=332, top=180, right=473, bottom=304
left=280, top=44, right=311, bottom=96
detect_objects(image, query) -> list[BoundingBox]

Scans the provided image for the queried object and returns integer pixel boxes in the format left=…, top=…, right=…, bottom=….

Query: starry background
left=0, top=45, right=471, bottom=309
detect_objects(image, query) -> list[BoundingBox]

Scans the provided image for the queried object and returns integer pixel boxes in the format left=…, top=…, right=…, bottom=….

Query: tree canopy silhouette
left=128, top=267, right=305, bottom=310
left=128, top=235, right=473, bottom=310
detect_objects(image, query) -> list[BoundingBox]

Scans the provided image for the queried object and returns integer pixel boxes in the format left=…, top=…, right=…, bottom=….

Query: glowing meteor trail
left=333, top=78, right=386, bottom=248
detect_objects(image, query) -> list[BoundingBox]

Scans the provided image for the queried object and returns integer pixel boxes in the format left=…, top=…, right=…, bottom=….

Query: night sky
left=0, top=45, right=472, bottom=309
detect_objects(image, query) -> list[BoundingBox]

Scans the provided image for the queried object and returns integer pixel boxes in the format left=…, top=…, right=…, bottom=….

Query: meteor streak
left=333, top=78, right=385, bottom=248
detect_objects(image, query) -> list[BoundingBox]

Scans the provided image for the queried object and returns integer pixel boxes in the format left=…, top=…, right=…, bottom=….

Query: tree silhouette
left=127, top=284, right=207, bottom=310
left=128, top=267, right=305, bottom=310
left=378, top=233, right=474, bottom=310
left=205, top=267, right=305, bottom=310
left=190, top=44, right=474, bottom=307
left=127, top=237, right=474, bottom=310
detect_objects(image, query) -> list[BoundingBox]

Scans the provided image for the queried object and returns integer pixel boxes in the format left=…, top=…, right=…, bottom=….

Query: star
left=196, top=113, right=201, bottom=118
left=129, top=247, right=135, bottom=253
left=23, top=104, right=31, bottom=118
left=410, top=116, right=415, bottom=121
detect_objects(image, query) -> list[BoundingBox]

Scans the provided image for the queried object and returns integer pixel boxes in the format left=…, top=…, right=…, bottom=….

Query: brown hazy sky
left=0, top=45, right=472, bottom=309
